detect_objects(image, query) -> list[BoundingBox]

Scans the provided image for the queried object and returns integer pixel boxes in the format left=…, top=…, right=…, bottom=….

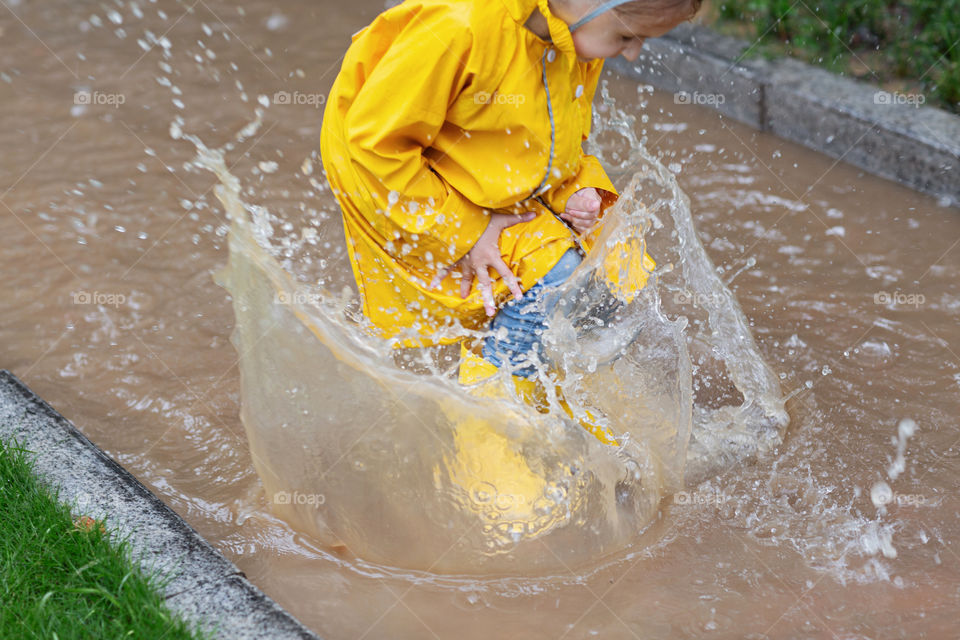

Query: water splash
left=180, top=80, right=788, bottom=575
left=861, top=417, right=919, bottom=563
left=585, top=82, right=789, bottom=484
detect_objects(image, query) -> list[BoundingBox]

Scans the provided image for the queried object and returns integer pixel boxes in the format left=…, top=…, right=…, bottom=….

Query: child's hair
left=613, top=0, right=702, bottom=19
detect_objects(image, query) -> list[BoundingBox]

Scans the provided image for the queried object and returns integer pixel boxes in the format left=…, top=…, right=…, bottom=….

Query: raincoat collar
left=498, top=0, right=578, bottom=56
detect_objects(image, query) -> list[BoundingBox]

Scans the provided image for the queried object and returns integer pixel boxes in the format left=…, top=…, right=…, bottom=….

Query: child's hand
left=561, top=187, right=602, bottom=234
left=432, top=211, right=537, bottom=317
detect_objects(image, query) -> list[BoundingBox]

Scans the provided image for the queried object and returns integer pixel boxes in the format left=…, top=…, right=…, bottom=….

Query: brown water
left=3, top=0, right=960, bottom=637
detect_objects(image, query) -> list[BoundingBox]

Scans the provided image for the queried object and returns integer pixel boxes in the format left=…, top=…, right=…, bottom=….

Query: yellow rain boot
left=458, top=344, right=618, bottom=446
left=443, top=344, right=622, bottom=538
left=457, top=345, right=546, bottom=409
left=443, top=344, right=548, bottom=526
left=554, top=387, right=619, bottom=446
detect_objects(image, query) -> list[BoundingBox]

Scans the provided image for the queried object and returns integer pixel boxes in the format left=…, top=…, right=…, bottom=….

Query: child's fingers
left=459, top=263, right=474, bottom=299
left=475, top=266, right=496, bottom=316
left=565, top=209, right=596, bottom=222
left=430, top=265, right=451, bottom=290
left=490, top=256, right=523, bottom=301
left=500, top=211, right=538, bottom=228
left=569, top=189, right=601, bottom=212
left=569, top=199, right=600, bottom=214
left=563, top=210, right=598, bottom=233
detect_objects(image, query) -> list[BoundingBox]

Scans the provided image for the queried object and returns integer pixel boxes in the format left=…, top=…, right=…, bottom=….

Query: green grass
left=0, top=438, right=210, bottom=640
left=712, top=0, right=960, bottom=114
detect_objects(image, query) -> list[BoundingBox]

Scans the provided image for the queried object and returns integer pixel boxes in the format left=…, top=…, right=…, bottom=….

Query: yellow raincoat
left=321, top=0, right=648, bottom=347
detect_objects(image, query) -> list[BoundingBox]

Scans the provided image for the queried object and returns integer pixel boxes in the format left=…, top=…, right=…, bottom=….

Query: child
left=321, top=0, right=699, bottom=436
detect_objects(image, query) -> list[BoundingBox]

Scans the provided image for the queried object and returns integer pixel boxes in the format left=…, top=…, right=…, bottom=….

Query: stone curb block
left=610, top=23, right=960, bottom=205
left=0, top=370, right=321, bottom=640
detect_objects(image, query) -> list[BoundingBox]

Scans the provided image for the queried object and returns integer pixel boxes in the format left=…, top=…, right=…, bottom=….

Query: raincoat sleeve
left=539, top=60, right=618, bottom=216
left=540, top=154, right=618, bottom=215
left=341, top=10, right=490, bottom=272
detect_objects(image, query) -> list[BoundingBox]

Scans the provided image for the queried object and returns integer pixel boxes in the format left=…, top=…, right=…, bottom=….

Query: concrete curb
left=0, top=370, right=321, bottom=640
left=610, top=23, right=960, bottom=206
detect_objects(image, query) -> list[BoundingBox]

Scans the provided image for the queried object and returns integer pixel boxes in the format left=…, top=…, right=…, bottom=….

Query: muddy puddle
left=2, top=0, right=959, bottom=637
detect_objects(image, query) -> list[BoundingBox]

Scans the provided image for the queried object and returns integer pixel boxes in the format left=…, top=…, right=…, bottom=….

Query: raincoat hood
left=499, top=0, right=578, bottom=55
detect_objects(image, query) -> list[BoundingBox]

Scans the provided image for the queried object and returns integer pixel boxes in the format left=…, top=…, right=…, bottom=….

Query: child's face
left=567, top=3, right=693, bottom=62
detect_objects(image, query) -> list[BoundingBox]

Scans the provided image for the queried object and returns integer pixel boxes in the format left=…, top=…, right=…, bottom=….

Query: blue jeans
left=482, top=248, right=582, bottom=378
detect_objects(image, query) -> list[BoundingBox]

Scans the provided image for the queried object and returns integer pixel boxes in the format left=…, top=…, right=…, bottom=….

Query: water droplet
left=898, top=418, right=916, bottom=439
left=266, top=13, right=289, bottom=30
